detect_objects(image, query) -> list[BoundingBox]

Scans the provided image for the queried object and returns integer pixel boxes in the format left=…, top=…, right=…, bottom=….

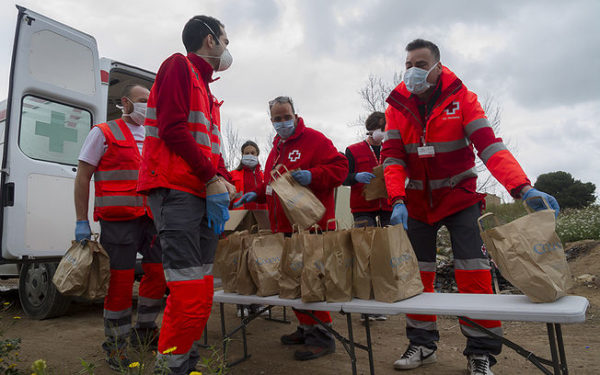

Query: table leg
left=364, top=315, right=375, bottom=375
left=345, top=313, right=357, bottom=375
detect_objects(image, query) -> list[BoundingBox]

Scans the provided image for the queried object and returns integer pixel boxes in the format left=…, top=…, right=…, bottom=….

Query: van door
left=1, top=5, right=102, bottom=260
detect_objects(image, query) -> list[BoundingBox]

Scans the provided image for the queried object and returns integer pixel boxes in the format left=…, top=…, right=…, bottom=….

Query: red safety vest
left=93, top=119, right=149, bottom=221
left=230, top=168, right=268, bottom=210
left=347, top=141, right=392, bottom=213
left=138, top=56, right=222, bottom=197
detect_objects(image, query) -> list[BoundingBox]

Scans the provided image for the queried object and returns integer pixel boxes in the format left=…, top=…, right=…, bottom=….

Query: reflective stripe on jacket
left=381, top=66, right=530, bottom=224
left=138, top=56, right=222, bottom=198
left=347, top=141, right=392, bottom=213
left=94, top=119, right=149, bottom=221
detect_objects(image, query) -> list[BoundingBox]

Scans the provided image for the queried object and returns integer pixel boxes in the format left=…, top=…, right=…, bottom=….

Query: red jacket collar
left=273, top=116, right=307, bottom=145
left=186, top=52, right=214, bottom=83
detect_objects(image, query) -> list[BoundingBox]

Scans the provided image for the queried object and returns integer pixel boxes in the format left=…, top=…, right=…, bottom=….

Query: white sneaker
left=236, top=307, right=249, bottom=318
left=393, top=344, right=437, bottom=370
left=467, top=354, right=494, bottom=375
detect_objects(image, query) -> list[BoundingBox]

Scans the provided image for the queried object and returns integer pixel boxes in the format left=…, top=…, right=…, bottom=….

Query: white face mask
left=371, top=129, right=385, bottom=143
left=403, top=62, right=439, bottom=94
left=241, top=154, right=259, bottom=168
left=118, top=99, right=147, bottom=125
left=195, top=41, right=233, bottom=72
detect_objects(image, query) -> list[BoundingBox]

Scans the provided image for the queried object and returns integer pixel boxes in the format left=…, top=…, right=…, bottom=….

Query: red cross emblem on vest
left=288, top=149, right=301, bottom=162
left=444, top=101, right=460, bottom=115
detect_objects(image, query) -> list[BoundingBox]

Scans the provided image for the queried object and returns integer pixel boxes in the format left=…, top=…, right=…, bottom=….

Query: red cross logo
left=288, top=149, right=301, bottom=162
left=444, top=101, right=460, bottom=115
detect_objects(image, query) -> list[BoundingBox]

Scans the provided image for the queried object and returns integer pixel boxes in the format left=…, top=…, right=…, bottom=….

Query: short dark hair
left=121, top=83, right=144, bottom=99
left=268, top=96, right=295, bottom=114
left=406, top=39, right=440, bottom=61
left=182, top=15, right=224, bottom=53
left=241, top=140, right=260, bottom=156
left=365, top=111, right=385, bottom=131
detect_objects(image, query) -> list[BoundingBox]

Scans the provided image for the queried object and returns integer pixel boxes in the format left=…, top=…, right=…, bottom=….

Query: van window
left=19, top=96, right=92, bottom=166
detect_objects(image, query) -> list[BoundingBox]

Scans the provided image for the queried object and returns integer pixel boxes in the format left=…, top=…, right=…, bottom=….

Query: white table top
left=213, top=291, right=589, bottom=324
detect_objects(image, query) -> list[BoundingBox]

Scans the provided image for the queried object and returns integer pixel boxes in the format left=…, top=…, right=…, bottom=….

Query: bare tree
left=221, top=120, right=242, bottom=170
left=260, top=128, right=276, bottom=166
left=351, top=72, right=402, bottom=131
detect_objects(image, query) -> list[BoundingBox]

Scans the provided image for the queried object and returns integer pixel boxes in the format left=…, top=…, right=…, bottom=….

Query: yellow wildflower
left=128, top=362, right=140, bottom=368
left=13, top=316, right=21, bottom=319
left=163, top=346, right=177, bottom=354
left=189, top=372, right=203, bottom=375
left=3, top=302, right=10, bottom=305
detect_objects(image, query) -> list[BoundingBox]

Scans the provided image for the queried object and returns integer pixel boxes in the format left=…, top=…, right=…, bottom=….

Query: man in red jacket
left=137, top=16, right=235, bottom=375
left=235, top=96, right=348, bottom=360
left=382, top=39, right=559, bottom=375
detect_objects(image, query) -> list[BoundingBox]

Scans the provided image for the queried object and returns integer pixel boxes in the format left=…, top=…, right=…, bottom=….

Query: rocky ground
left=0, top=241, right=598, bottom=374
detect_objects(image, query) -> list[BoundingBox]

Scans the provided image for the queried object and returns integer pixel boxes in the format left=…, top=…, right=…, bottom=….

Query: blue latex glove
left=233, top=192, right=257, bottom=208
left=206, top=192, right=230, bottom=235
left=390, top=203, right=408, bottom=230
left=291, top=170, right=312, bottom=186
left=75, top=220, right=91, bottom=242
left=355, top=172, right=376, bottom=184
left=522, top=188, right=560, bottom=217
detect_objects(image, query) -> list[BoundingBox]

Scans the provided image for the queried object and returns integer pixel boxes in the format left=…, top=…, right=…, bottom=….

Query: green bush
left=485, top=202, right=600, bottom=243
left=556, top=205, right=600, bottom=243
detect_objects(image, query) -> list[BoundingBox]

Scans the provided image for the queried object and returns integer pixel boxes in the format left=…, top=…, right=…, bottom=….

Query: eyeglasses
left=268, top=96, right=295, bottom=113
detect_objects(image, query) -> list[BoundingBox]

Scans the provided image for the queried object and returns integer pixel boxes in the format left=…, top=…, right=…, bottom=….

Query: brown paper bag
left=236, top=231, right=261, bottom=295
left=270, top=166, right=325, bottom=230
left=478, top=200, right=571, bottom=303
left=85, top=240, right=111, bottom=300
left=350, top=225, right=377, bottom=299
left=248, top=232, right=285, bottom=296
left=215, top=230, right=248, bottom=293
left=370, top=225, right=423, bottom=302
left=323, top=220, right=354, bottom=302
left=279, top=229, right=304, bottom=299
left=363, top=165, right=388, bottom=201
left=300, top=227, right=326, bottom=302
left=53, top=237, right=110, bottom=299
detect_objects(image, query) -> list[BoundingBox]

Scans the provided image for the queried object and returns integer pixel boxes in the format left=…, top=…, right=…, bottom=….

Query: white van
left=0, top=6, right=155, bottom=319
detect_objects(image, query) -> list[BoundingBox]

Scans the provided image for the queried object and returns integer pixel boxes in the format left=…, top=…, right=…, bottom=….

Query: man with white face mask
left=137, top=15, right=235, bottom=375
left=343, top=111, right=393, bottom=323
left=382, top=39, right=559, bottom=375
left=74, top=84, right=167, bottom=370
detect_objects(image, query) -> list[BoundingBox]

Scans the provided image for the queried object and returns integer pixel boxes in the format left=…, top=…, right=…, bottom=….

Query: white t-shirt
left=78, top=119, right=145, bottom=167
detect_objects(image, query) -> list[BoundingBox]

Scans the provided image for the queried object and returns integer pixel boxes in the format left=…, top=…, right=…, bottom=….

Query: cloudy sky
left=1, top=0, right=599, bottom=202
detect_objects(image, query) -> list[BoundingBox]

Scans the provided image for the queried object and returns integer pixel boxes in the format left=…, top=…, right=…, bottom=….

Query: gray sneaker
left=393, top=344, right=437, bottom=370
left=467, top=354, right=494, bottom=375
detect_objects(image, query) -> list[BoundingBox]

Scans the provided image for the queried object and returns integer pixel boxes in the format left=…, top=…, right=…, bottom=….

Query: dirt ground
left=1, top=242, right=599, bottom=375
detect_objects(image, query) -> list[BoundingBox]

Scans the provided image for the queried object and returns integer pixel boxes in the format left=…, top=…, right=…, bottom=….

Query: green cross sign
left=35, top=111, right=78, bottom=153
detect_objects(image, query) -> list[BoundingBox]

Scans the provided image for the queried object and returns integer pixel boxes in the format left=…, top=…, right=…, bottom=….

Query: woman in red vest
left=230, top=140, right=267, bottom=211
left=229, top=140, right=268, bottom=317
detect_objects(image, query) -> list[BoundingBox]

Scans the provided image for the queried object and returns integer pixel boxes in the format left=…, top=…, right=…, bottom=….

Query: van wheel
left=18, top=262, right=71, bottom=319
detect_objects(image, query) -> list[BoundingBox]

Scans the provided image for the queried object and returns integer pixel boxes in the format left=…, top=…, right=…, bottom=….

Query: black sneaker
left=294, top=345, right=335, bottom=361
left=106, top=349, right=131, bottom=371
left=130, top=328, right=159, bottom=350
left=281, top=327, right=305, bottom=345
